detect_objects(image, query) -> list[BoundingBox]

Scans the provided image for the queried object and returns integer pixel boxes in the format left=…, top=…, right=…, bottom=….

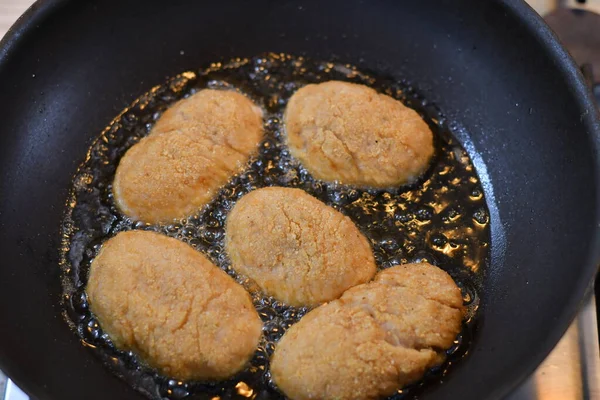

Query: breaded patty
left=86, top=230, right=262, bottom=381
left=225, top=187, right=376, bottom=307
left=113, top=89, right=263, bottom=224
left=285, top=81, right=434, bottom=187
left=271, top=263, right=464, bottom=400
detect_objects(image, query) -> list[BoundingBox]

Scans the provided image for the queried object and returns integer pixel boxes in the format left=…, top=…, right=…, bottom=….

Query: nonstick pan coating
left=0, top=1, right=598, bottom=399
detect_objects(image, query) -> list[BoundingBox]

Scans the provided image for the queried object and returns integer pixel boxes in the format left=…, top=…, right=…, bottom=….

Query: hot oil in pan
left=59, top=53, right=490, bottom=400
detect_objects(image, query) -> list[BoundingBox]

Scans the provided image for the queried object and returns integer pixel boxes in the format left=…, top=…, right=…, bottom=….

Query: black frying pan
left=0, top=1, right=598, bottom=399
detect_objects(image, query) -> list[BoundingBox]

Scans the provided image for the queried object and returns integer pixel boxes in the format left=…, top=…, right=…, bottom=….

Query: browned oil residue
left=59, top=53, right=490, bottom=400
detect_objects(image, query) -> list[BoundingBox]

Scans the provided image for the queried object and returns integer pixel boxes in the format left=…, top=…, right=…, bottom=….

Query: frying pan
left=0, top=0, right=598, bottom=399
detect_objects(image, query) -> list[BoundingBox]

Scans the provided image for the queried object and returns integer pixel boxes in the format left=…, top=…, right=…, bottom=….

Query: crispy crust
left=86, top=230, right=262, bottom=380
left=285, top=81, right=434, bottom=188
left=225, top=187, right=376, bottom=307
left=113, top=89, right=263, bottom=223
left=271, top=263, right=465, bottom=400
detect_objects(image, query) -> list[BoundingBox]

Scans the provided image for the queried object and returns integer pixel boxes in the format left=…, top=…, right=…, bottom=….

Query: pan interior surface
left=0, top=1, right=598, bottom=400
left=59, top=54, right=490, bottom=399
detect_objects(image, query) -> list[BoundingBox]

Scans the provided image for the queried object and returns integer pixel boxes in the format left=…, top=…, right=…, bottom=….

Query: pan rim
left=486, top=1, right=600, bottom=399
left=0, top=0, right=598, bottom=399
left=0, top=0, right=69, bottom=71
